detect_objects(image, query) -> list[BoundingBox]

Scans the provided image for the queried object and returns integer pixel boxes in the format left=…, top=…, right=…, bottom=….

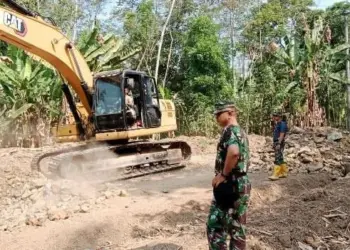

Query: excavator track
left=31, top=140, right=192, bottom=182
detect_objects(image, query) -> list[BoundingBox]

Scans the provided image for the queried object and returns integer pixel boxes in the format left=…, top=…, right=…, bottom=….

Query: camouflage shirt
left=215, top=125, right=250, bottom=175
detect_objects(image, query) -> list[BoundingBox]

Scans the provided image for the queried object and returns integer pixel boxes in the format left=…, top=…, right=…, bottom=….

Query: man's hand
left=275, top=143, right=281, bottom=150
left=212, top=174, right=226, bottom=188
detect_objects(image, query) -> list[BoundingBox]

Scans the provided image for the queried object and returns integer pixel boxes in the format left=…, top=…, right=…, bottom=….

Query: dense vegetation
left=1, top=0, right=350, bottom=146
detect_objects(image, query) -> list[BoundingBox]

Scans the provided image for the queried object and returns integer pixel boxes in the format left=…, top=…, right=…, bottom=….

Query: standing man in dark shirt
left=269, top=111, right=288, bottom=181
left=207, top=101, right=251, bottom=250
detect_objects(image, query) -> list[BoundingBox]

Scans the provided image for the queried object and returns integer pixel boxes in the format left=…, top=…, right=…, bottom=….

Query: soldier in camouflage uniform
left=207, top=101, right=251, bottom=250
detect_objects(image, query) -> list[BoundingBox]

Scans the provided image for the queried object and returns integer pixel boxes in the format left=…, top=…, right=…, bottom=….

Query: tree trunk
left=162, top=30, right=173, bottom=89
left=229, top=10, right=236, bottom=93
left=72, top=0, right=79, bottom=43
left=303, top=63, right=325, bottom=127
left=154, top=0, right=176, bottom=83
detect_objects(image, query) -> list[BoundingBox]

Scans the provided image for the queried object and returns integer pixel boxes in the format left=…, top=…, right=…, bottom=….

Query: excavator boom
left=0, top=1, right=92, bottom=114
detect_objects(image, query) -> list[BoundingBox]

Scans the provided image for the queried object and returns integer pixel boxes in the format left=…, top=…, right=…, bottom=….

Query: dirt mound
left=249, top=174, right=350, bottom=250
left=176, top=134, right=267, bottom=156
left=0, top=146, right=125, bottom=231
left=251, top=127, right=350, bottom=177
left=181, top=127, right=350, bottom=178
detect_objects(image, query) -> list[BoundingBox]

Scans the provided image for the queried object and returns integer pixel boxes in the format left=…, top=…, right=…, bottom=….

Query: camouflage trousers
left=206, top=175, right=251, bottom=250
left=273, top=141, right=285, bottom=165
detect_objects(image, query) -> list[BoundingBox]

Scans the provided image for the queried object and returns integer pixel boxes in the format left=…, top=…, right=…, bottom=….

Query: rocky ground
left=0, top=127, right=349, bottom=249
left=0, top=146, right=128, bottom=231
left=253, top=126, right=350, bottom=177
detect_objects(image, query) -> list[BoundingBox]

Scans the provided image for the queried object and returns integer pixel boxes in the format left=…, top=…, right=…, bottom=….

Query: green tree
left=15, top=0, right=78, bottom=35
left=0, top=46, right=62, bottom=147
left=122, top=0, right=159, bottom=73
left=176, top=15, right=233, bottom=136
left=325, top=2, right=350, bottom=46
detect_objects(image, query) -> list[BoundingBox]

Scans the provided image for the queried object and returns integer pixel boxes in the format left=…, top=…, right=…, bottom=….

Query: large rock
left=306, top=163, right=323, bottom=173
left=30, top=179, right=47, bottom=190
left=327, top=131, right=343, bottom=141
left=48, top=209, right=70, bottom=221
left=298, top=146, right=313, bottom=156
left=290, top=126, right=305, bottom=134
left=300, top=155, right=313, bottom=164
left=79, top=204, right=90, bottom=213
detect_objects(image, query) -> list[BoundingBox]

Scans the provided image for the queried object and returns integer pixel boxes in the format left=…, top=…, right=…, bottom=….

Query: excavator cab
left=92, top=70, right=161, bottom=133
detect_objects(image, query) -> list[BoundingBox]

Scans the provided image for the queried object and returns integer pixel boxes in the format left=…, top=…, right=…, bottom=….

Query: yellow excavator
left=0, top=0, right=191, bottom=181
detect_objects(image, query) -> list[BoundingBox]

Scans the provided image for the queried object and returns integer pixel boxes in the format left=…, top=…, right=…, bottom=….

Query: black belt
left=216, top=171, right=247, bottom=177
left=231, top=172, right=246, bottom=177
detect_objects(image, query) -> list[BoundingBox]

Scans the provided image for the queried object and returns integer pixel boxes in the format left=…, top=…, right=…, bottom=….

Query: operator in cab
left=125, top=86, right=134, bottom=107
left=124, top=84, right=137, bottom=126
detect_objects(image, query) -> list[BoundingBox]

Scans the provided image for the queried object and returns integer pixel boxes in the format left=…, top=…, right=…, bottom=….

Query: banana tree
left=271, top=15, right=350, bottom=127
left=0, top=45, right=62, bottom=147
left=77, top=27, right=141, bottom=72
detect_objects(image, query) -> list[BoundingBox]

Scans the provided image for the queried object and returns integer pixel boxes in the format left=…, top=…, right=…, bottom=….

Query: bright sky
left=100, top=0, right=346, bottom=24
left=315, top=0, right=346, bottom=9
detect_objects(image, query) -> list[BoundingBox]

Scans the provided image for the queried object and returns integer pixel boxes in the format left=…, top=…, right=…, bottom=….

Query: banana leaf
left=0, top=103, right=33, bottom=129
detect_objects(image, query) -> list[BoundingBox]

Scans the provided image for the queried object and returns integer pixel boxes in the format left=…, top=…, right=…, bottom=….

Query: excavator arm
left=0, top=0, right=93, bottom=115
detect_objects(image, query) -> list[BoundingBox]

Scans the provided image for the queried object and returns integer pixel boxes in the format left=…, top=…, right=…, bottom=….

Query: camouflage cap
left=213, top=101, right=237, bottom=115
left=271, top=110, right=282, bottom=117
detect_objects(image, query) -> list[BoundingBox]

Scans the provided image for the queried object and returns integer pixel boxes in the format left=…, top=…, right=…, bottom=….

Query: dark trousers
left=273, top=141, right=285, bottom=165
